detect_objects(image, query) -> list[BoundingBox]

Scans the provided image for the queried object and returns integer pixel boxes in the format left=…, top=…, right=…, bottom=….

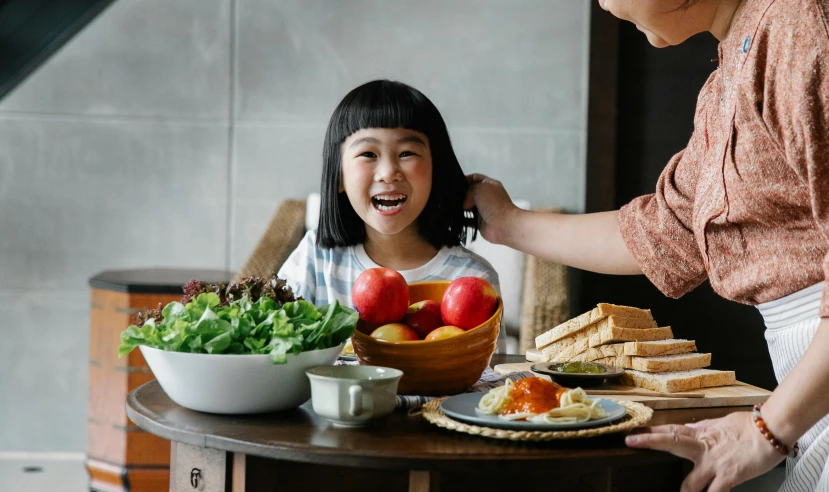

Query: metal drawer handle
left=190, top=468, right=201, bottom=489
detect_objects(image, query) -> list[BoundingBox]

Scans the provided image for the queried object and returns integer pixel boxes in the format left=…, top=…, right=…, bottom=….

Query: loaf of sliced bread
left=541, top=315, right=661, bottom=361
left=596, top=352, right=711, bottom=372
left=588, top=325, right=674, bottom=348
left=535, top=303, right=654, bottom=350
left=623, top=339, right=696, bottom=357
left=622, top=368, right=736, bottom=393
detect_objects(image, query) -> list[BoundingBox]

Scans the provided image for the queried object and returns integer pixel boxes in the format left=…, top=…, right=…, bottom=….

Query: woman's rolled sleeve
left=618, top=150, right=708, bottom=299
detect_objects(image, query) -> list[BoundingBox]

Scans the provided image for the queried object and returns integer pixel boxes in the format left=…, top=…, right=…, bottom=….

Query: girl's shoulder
left=295, top=228, right=360, bottom=262
left=439, top=245, right=498, bottom=276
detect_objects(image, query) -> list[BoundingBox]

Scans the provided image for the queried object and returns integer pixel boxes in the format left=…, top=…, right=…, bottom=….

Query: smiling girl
left=278, top=80, right=503, bottom=351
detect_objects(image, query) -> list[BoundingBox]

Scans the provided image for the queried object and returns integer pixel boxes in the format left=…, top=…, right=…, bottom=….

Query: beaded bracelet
left=752, top=403, right=799, bottom=458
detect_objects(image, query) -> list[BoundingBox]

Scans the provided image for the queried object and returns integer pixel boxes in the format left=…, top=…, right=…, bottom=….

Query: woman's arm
left=627, top=317, right=829, bottom=491
left=760, top=318, right=829, bottom=448
left=465, top=173, right=642, bottom=275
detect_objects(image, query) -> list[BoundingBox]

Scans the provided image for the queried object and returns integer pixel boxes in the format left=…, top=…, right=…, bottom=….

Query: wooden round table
left=126, top=355, right=747, bottom=492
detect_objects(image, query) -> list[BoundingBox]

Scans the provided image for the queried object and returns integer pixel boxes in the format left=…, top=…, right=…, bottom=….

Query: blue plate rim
left=438, top=392, right=627, bottom=431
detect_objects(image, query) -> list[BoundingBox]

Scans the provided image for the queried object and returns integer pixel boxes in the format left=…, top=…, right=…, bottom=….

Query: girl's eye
left=359, top=151, right=377, bottom=159
left=400, top=151, right=417, bottom=158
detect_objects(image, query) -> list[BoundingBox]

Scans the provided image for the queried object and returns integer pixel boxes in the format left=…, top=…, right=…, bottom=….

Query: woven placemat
left=422, top=398, right=653, bottom=441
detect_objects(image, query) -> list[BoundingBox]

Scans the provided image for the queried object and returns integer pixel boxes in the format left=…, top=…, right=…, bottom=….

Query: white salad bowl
left=139, top=344, right=343, bottom=414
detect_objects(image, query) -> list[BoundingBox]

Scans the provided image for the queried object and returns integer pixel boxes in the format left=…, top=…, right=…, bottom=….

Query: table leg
left=409, top=470, right=431, bottom=492
left=231, top=454, right=246, bottom=492
left=169, top=442, right=231, bottom=492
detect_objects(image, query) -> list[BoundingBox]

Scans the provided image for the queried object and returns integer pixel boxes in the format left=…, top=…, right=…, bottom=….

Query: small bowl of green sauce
left=530, top=361, right=624, bottom=388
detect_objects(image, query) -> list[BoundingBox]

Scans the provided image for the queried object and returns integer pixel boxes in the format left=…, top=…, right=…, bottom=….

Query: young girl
left=278, top=79, right=504, bottom=351
left=468, top=0, right=828, bottom=490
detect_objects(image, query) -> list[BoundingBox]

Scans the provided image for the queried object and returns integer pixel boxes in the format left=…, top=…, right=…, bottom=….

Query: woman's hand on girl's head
left=464, top=173, right=519, bottom=245
left=625, top=413, right=785, bottom=491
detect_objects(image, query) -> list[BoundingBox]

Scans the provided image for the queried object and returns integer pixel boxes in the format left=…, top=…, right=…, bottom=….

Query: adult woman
left=465, top=0, right=829, bottom=490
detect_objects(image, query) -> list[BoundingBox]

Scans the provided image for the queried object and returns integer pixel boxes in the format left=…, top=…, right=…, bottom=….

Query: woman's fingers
left=466, top=173, right=485, bottom=184
left=705, top=476, right=733, bottom=492
left=464, top=173, right=487, bottom=210
left=463, top=190, right=476, bottom=210
left=463, top=173, right=507, bottom=211
left=680, top=469, right=715, bottom=492
left=630, top=423, right=697, bottom=438
left=625, top=425, right=704, bottom=462
left=462, top=173, right=515, bottom=243
left=685, top=419, right=715, bottom=431
left=466, top=173, right=501, bottom=186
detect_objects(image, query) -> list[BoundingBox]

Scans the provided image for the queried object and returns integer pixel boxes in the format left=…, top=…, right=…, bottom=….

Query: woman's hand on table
left=625, top=412, right=785, bottom=491
left=464, top=173, right=519, bottom=245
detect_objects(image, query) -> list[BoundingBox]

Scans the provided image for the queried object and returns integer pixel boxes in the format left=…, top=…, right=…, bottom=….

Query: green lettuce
left=118, top=293, right=357, bottom=364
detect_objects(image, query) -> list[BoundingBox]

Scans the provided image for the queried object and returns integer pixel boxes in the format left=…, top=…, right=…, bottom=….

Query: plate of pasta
left=439, top=377, right=626, bottom=431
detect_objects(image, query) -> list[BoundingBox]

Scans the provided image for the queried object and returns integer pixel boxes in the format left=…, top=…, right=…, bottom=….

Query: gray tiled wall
left=0, top=0, right=590, bottom=452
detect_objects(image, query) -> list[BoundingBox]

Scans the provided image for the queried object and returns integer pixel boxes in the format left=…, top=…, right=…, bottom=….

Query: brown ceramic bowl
left=351, top=280, right=502, bottom=396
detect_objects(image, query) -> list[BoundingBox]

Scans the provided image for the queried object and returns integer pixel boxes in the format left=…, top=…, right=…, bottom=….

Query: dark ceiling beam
left=0, top=0, right=117, bottom=100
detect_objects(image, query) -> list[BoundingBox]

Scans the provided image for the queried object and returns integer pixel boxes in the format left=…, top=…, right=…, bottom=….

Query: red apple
left=402, top=300, right=443, bottom=338
left=352, top=268, right=409, bottom=324
left=425, top=325, right=465, bottom=341
left=369, top=323, right=420, bottom=342
left=441, top=277, right=498, bottom=330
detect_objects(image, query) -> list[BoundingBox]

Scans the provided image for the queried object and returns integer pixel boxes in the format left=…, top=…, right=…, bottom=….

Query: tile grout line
left=225, top=0, right=238, bottom=274
left=0, top=113, right=584, bottom=137
left=578, top=1, right=592, bottom=214
left=0, top=451, right=85, bottom=461
left=0, top=112, right=584, bottom=138
left=0, top=110, right=228, bottom=125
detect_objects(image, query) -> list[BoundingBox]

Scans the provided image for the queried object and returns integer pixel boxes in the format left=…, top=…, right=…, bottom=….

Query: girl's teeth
left=375, top=202, right=403, bottom=211
left=371, top=194, right=407, bottom=211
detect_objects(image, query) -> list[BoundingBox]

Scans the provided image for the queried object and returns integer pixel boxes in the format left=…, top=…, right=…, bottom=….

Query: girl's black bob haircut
left=317, top=79, right=478, bottom=249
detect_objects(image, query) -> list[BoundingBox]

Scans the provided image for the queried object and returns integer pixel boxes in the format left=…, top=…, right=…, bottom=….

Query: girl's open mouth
left=371, top=194, right=408, bottom=214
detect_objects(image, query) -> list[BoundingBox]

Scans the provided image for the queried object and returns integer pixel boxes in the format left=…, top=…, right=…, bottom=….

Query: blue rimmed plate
left=439, top=393, right=627, bottom=431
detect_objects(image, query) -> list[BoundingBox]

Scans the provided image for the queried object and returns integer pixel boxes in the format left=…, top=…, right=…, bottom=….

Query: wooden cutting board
left=493, top=362, right=771, bottom=410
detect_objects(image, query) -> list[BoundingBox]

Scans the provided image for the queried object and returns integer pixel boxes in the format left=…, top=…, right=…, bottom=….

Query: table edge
left=125, top=381, right=683, bottom=471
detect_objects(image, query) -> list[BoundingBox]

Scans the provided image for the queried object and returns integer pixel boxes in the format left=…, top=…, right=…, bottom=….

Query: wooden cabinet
left=86, top=269, right=231, bottom=492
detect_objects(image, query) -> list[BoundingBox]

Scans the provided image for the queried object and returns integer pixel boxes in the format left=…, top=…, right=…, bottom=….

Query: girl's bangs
left=333, top=87, right=430, bottom=142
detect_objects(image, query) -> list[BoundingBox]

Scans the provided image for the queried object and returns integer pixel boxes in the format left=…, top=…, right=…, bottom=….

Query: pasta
left=476, top=377, right=608, bottom=424
left=477, top=377, right=515, bottom=415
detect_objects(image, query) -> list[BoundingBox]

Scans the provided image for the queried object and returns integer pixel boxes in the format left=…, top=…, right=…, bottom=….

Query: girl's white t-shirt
left=277, top=229, right=504, bottom=350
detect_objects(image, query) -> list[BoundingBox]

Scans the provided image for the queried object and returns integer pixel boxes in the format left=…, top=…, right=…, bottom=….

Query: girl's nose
left=374, top=156, right=403, bottom=183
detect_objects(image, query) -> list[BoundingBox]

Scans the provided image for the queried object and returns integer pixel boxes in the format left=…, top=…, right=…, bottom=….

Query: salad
left=117, top=275, right=357, bottom=364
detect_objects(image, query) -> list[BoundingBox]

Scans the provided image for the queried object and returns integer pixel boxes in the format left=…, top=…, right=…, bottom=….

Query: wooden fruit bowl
left=351, top=280, right=502, bottom=395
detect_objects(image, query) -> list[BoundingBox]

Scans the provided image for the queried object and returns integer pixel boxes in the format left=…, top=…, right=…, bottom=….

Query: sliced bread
left=568, top=347, right=608, bottom=362
left=535, top=303, right=654, bottom=350
left=623, top=339, right=696, bottom=357
left=587, top=325, right=674, bottom=348
left=541, top=315, right=660, bottom=361
left=596, top=352, right=711, bottom=372
left=622, top=368, right=736, bottom=393
left=568, top=341, right=696, bottom=363
left=565, top=343, right=629, bottom=362
left=525, top=348, right=544, bottom=362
